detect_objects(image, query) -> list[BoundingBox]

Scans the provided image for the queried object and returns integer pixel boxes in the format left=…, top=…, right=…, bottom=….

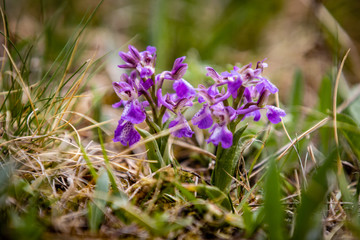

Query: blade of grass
left=88, top=169, right=109, bottom=233
left=333, top=49, right=350, bottom=174
left=292, top=150, right=337, bottom=240
left=264, top=157, right=285, bottom=240
left=3, top=45, right=39, bottom=127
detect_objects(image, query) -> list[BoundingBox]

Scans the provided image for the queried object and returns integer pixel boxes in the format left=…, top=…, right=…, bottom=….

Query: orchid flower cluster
left=112, top=45, right=286, bottom=149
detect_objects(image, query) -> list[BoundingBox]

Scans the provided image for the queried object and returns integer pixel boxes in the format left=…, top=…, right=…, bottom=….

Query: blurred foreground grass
left=1, top=0, right=360, bottom=239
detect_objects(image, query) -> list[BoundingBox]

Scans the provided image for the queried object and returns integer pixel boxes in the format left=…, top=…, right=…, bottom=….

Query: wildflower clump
left=112, top=45, right=196, bottom=146
left=112, top=45, right=285, bottom=193
left=192, top=59, right=286, bottom=148
left=113, top=45, right=285, bottom=149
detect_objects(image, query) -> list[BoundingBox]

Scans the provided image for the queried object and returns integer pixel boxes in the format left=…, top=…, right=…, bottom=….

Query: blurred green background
left=5, top=0, right=360, bottom=100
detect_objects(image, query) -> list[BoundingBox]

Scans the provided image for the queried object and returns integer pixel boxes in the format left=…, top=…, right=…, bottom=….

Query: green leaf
left=318, top=74, right=333, bottom=153
left=290, top=69, right=304, bottom=108
left=348, top=92, right=360, bottom=125
left=264, top=157, right=285, bottom=240
left=337, top=113, right=360, bottom=160
left=88, top=169, right=109, bottom=233
left=174, top=182, right=196, bottom=202
left=211, top=125, right=247, bottom=193
left=98, top=128, right=127, bottom=200
left=136, top=127, right=165, bottom=171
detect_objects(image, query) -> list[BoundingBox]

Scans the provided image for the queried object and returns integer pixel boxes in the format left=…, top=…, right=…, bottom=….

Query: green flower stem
left=142, top=90, right=158, bottom=123
left=157, top=106, right=167, bottom=128
left=211, top=125, right=247, bottom=193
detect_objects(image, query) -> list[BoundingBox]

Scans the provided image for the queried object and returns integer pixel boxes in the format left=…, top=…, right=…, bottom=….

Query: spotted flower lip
left=121, top=99, right=146, bottom=124
left=113, top=119, right=141, bottom=146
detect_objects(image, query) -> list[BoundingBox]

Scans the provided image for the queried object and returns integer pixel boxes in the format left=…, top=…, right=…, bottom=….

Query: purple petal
left=207, top=124, right=233, bottom=149
left=146, top=46, right=157, bottom=55
left=173, top=79, right=196, bottom=98
left=121, top=99, right=146, bottom=124
left=136, top=65, right=154, bottom=78
left=162, top=111, right=170, bottom=124
left=169, top=115, right=194, bottom=138
left=207, top=84, right=219, bottom=97
left=256, top=77, right=278, bottom=94
left=112, top=101, right=123, bottom=108
left=128, top=45, right=141, bottom=61
left=157, top=89, right=175, bottom=111
left=117, top=64, right=135, bottom=69
left=266, top=105, right=286, bottom=124
left=236, top=105, right=261, bottom=115
left=112, top=81, right=133, bottom=100
left=227, top=78, right=243, bottom=98
left=256, top=58, right=268, bottom=71
left=206, top=67, right=223, bottom=83
left=170, top=57, right=188, bottom=80
left=142, top=101, right=149, bottom=107
left=244, top=109, right=261, bottom=122
left=141, top=78, right=154, bottom=91
left=243, top=87, right=254, bottom=103
left=113, top=120, right=141, bottom=146
left=119, top=52, right=137, bottom=66
left=192, top=104, right=213, bottom=129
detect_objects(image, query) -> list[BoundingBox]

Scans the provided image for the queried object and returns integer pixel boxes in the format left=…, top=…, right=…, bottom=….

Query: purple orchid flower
left=112, top=73, right=147, bottom=125
left=157, top=88, right=194, bottom=138
left=169, top=114, right=194, bottom=138
left=192, top=103, right=213, bottom=129
left=118, top=45, right=157, bottom=78
left=121, top=99, right=146, bottom=124
left=266, top=105, right=286, bottom=124
left=113, top=119, right=141, bottom=146
left=207, top=123, right=233, bottom=149
left=206, top=67, right=243, bottom=98
left=118, top=45, right=141, bottom=69
left=159, top=57, right=196, bottom=98
left=192, top=101, right=237, bottom=148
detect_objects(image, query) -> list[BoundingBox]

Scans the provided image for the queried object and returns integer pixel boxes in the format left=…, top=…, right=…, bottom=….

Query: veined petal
left=119, top=52, right=137, bottom=66
left=266, top=105, right=286, bottom=124
left=170, top=57, right=188, bottom=80
left=128, top=45, right=141, bottom=61
left=121, top=99, right=146, bottom=124
left=113, top=120, right=141, bottom=146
